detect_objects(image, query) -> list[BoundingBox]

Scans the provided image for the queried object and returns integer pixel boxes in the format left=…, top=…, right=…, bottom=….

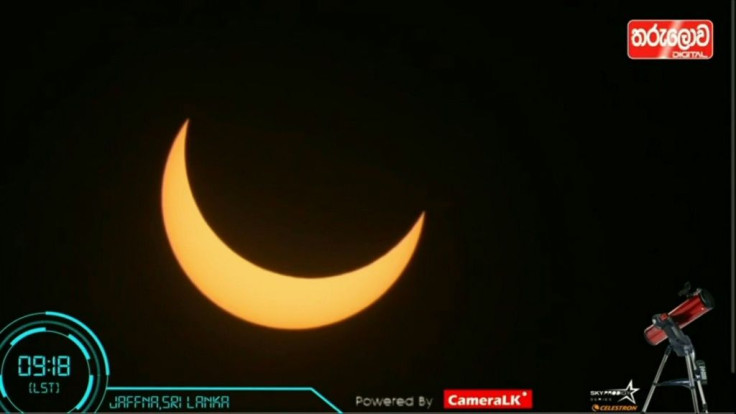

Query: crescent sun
left=161, top=120, right=425, bottom=329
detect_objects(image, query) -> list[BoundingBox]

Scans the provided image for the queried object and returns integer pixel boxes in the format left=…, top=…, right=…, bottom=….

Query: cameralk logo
left=443, top=389, right=532, bottom=410
left=589, top=380, right=639, bottom=412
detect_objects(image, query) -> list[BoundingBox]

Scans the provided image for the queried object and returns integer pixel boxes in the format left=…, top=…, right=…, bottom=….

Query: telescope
left=641, top=283, right=714, bottom=413
left=643, top=284, right=715, bottom=346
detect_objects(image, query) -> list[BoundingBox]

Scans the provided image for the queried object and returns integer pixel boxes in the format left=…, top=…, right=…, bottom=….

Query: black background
left=1, top=1, right=734, bottom=412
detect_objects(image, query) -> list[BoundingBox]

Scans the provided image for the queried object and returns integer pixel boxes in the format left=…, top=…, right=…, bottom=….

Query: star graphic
left=615, top=380, right=639, bottom=404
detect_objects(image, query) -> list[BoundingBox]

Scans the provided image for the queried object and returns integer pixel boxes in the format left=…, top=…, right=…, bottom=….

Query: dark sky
left=1, top=1, right=734, bottom=412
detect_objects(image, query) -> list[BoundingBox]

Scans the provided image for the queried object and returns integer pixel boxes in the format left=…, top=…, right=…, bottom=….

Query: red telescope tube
left=643, top=288, right=714, bottom=346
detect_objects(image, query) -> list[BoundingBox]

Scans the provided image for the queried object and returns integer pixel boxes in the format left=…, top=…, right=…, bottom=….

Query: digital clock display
left=18, top=355, right=72, bottom=377
left=0, top=312, right=110, bottom=412
left=1, top=329, right=88, bottom=411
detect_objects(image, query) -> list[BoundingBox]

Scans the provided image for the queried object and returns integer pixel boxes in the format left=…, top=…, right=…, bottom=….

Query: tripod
left=641, top=317, right=708, bottom=413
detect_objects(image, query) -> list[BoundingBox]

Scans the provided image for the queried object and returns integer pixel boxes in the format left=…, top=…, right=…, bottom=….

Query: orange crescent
left=161, top=120, right=424, bottom=329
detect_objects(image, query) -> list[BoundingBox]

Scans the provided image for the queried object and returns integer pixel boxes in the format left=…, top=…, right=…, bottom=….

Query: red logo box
left=627, top=20, right=713, bottom=60
left=444, top=389, right=533, bottom=410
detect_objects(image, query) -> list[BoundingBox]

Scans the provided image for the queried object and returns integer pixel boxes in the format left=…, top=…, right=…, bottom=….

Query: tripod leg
left=696, top=379, right=708, bottom=413
left=642, top=346, right=671, bottom=413
left=685, top=352, right=700, bottom=413
left=692, top=351, right=709, bottom=413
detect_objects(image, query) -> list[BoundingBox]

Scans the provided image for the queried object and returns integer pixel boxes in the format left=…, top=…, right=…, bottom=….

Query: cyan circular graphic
left=0, top=312, right=110, bottom=412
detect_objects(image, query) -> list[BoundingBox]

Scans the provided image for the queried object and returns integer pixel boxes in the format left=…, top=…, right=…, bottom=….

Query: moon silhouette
left=161, top=120, right=425, bottom=329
